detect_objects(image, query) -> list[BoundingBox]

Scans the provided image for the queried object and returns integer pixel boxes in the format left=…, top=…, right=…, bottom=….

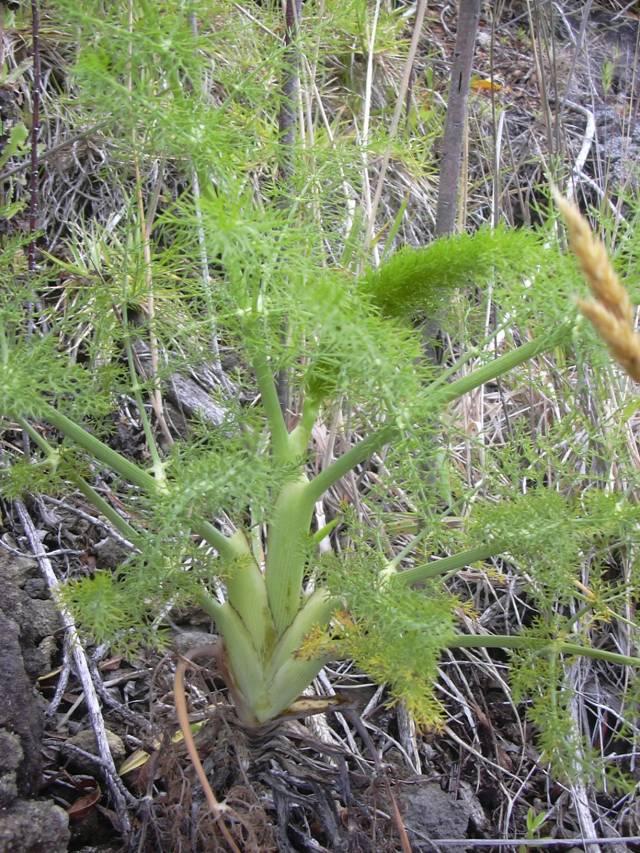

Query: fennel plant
left=1, top=0, right=639, bottom=790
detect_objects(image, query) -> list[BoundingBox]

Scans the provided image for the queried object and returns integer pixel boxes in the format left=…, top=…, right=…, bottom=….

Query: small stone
left=62, top=729, right=126, bottom=774
left=396, top=778, right=472, bottom=852
left=172, top=629, right=218, bottom=656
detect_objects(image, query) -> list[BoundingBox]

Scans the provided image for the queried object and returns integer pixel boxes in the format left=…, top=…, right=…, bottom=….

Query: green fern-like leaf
left=324, top=549, right=458, bottom=729
left=467, top=489, right=640, bottom=607
left=359, top=226, right=541, bottom=322
left=61, top=572, right=134, bottom=646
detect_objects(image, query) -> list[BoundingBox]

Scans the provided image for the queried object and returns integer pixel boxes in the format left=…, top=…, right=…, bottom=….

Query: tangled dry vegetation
left=1, top=1, right=640, bottom=851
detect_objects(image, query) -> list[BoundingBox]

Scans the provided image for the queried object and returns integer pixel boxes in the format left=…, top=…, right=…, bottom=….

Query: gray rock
left=23, top=578, right=48, bottom=599
left=0, top=730, right=23, bottom=806
left=0, top=552, right=61, bottom=677
left=0, top=555, right=69, bottom=851
left=29, top=598, right=61, bottom=640
left=396, top=778, right=472, bottom=852
left=0, top=610, right=43, bottom=796
left=62, top=729, right=126, bottom=774
left=0, top=798, right=70, bottom=853
left=0, top=552, right=60, bottom=678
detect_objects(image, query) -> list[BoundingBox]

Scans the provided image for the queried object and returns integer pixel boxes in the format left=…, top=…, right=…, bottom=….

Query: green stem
left=38, top=403, right=241, bottom=561
left=288, top=394, right=320, bottom=459
left=17, top=416, right=142, bottom=545
left=305, top=425, right=396, bottom=504
left=429, top=326, right=570, bottom=408
left=385, top=526, right=431, bottom=572
left=40, top=403, right=159, bottom=493
left=392, top=544, right=504, bottom=586
left=446, top=633, right=640, bottom=668
left=124, top=335, right=166, bottom=485
left=253, top=350, right=290, bottom=462
left=17, top=416, right=58, bottom=460
left=191, top=520, right=249, bottom=564
left=70, top=474, right=142, bottom=545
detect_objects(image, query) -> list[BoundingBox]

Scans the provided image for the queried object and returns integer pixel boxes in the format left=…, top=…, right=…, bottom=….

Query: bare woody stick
left=16, top=501, right=134, bottom=837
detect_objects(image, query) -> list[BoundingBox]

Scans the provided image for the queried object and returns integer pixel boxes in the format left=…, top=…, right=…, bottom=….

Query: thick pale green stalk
left=266, top=588, right=336, bottom=679
left=198, top=589, right=334, bottom=724
left=265, top=473, right=316, bottom=634
left=196, top=592, right=270, bottom=724
left=446, top=633, right=640, bottom=668
left=260, top=652, right=330, bottom=722
left=223, top=547, right=276, bottom=656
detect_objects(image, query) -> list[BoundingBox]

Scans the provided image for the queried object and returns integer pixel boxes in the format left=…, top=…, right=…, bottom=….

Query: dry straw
left=553, top=189, right=640, bottom=382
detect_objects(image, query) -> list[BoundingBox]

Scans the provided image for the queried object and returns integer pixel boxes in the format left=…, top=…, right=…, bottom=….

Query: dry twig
left=173, top=645, right=242, bottom=853
left=15, top=500, right=134, bottom=837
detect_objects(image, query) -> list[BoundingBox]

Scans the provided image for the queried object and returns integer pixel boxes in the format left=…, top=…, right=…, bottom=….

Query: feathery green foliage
left=323, top=548, right=460, bottom=728
left=360, top=226, right=543, bottom=321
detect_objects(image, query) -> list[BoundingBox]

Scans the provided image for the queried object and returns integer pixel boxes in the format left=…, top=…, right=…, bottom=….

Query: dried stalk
left=434, top=0, right=482, bottom=237
left=366, top=0, right=429, bottom=246
left=28, top=0, right=41, bottom=275
left=173, top=645, right=242, bottom=853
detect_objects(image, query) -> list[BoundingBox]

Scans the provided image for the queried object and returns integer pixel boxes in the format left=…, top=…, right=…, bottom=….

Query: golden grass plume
left=553, top=189, right=640, bottom=382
